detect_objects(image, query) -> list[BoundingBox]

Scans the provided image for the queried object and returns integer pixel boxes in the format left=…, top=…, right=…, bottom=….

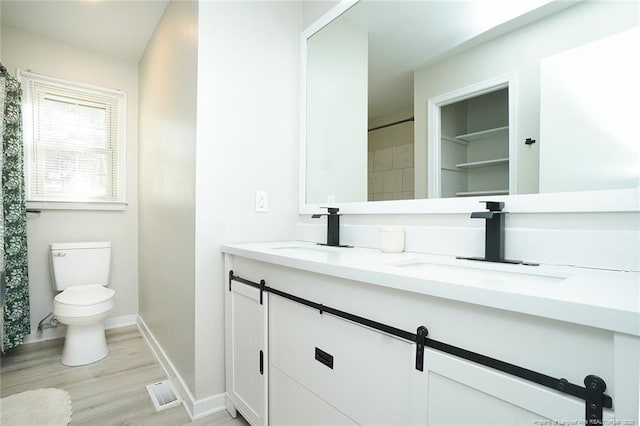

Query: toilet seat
left=55, top=284, right=115, bottom=305
left=54, top=284, right=115, bottom=318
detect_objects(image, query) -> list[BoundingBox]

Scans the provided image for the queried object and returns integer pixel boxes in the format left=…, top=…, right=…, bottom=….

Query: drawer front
left=270, top=295, right=424, bottom=425
left=270, top=365, right=357, bottom=425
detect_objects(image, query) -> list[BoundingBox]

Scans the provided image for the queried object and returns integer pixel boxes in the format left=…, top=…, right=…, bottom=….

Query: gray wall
left=138, top=0, right=198, bottom=393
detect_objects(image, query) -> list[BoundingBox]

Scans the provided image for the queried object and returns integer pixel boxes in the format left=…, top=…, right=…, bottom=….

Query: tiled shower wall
left=368, top=120, right=414, bottom=201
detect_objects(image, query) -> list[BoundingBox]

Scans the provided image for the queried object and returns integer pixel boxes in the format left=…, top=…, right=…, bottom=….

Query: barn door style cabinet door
left=422, top=349, right=616, bottom=425
left=224, top=257, right=268, bottom=426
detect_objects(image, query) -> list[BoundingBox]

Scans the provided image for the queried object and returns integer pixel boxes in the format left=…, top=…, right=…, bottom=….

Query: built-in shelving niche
left=440, top=88, right=509, bottom=198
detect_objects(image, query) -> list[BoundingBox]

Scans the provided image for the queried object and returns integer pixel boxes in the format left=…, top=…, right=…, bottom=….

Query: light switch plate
left=256, top=191, right=268, bottom=213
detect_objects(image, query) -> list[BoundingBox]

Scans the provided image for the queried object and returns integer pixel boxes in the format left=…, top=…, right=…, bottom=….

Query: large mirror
left=303, top=0, right=639, bottom=207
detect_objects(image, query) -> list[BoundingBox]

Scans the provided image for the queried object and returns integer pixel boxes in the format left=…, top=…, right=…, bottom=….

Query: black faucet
left=458, top=201, right=524, bottom=264
left=311, top=207, right=351, bottom=248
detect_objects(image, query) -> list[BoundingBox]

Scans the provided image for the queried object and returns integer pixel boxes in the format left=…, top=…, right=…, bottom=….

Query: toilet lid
left=55, top=284, right=115, bottom=306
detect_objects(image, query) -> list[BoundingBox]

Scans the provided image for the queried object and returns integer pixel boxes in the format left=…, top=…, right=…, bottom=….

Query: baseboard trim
left=105, top=314, right=138, bottom=330
left=22, top=326, right=66, bottom=344
left=192, top=393, right=226, bottom=419
left=136, top=315, right=226, bottom=420
left=22, top=313, right=139, bottom=345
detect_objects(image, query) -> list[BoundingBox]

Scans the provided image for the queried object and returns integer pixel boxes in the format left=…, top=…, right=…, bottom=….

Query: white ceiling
left=1, top=0, right=170, bottom=61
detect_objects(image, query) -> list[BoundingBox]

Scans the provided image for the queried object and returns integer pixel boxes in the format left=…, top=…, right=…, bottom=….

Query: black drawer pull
left=315, top=347, right=334, bottom=369
left=259, top=350, right=264, bottom=375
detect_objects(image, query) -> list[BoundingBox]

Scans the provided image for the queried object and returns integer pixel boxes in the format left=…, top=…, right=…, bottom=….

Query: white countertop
left=222, top=241, right=640, bottom=336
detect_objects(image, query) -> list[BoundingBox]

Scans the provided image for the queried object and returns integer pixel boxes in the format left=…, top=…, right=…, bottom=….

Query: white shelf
left=456, top=158, right=509, bottom=169
left=456, top=126, right=508, bottom=142
left=442, top=134, right=468, bottom=146
left=455, top=189, right=509, bottom=197
left=441, top=166, right=467, bottom=172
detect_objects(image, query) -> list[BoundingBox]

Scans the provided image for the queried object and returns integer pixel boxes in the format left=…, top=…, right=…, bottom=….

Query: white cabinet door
left=270, top=365, right=357, bottom=425
left=225, top=269, right=268, bottom=426
left=424, top=349, right=615, bottom=426
left=270, top=295, right=426, bottom=425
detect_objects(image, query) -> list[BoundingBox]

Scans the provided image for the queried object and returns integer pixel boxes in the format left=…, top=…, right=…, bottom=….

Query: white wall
left=138, top=0, right=198, bottom=395
left=414, top=1, right=639, bottom=198
left=539, top=27, right=640, bottom=193
left=1, top=25, right=139, bottom=339
left=194, top=0, right=302, bottom=400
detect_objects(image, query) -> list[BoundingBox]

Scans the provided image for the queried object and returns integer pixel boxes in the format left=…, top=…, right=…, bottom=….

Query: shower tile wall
left=368, top=144, right=414, bottom=200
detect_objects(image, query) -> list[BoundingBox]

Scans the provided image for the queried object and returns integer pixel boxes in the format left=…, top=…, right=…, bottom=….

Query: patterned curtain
left=1, top=69, right=30, bottom=352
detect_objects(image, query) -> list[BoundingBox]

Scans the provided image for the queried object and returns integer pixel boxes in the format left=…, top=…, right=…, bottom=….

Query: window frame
left=20, top=69, right=127, bottom=211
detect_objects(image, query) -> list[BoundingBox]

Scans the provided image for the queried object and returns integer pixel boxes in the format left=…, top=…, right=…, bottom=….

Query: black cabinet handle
left=315, top=347, right=334, bottom=369
left=259, top=350, right=264, bottom=375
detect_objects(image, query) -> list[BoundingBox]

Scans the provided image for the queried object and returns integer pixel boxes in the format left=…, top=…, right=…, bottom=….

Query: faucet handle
left=321, top=207, right=340, bottom=215
left=479, top=201, right=504, bottom=211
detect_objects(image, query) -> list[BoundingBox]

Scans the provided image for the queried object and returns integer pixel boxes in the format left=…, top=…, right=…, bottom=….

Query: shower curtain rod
left=368, top=116, right=414, bottom=132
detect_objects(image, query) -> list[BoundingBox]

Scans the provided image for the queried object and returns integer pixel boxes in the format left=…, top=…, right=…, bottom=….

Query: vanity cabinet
left=223, top=247, right=638, bottom=426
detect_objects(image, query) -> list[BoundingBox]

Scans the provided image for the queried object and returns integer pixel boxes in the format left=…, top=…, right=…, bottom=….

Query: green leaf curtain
left=1, top=69, right=30, bottom=352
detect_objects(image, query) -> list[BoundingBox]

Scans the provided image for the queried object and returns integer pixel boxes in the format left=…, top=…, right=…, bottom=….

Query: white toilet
left=50, top=241, right=115, bottom=366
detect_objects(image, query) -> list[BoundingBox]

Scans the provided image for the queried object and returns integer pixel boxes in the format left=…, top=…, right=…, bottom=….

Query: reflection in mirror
left=437, top=87, right=509, bottom=199
left=306, top=14, right=368, bottom=203
left=304, top=0, right=639, bottom=205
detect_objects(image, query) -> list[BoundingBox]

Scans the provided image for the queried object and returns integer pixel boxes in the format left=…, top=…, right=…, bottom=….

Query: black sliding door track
left=229, top=271, right=613, bottom=423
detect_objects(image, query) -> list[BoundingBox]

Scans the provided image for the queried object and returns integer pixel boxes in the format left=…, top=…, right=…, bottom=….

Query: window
left=20, top=70, right=126, bottom=209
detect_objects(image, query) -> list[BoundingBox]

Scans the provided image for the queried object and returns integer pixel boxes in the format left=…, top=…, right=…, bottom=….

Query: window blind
left=21, top=71, right=125, bottom=206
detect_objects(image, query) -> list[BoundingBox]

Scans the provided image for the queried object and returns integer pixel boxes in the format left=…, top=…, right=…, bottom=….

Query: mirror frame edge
left=299, top=0, right=640, bottom=216
left=300, top=187, right=639, bottom=215
left=299, top=0, right=360, bottom=216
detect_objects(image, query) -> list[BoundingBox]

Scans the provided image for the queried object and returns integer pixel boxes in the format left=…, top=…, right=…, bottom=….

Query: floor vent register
left=145, top=380, right=182, bottom=411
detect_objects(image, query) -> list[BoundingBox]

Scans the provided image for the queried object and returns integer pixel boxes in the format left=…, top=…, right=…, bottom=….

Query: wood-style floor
left=1, top=326, right=249, bottom=425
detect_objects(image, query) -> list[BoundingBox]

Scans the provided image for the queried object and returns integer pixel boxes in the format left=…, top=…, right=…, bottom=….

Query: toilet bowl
left=50, top=242, right=114, bottom=366
left=54, top=284, right=115, bottom=366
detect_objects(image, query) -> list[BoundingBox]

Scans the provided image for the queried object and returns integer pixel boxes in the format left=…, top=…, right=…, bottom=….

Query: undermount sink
left=272, top=245, right=343, bottom=254
left=392, top=260, right=571, bottom=284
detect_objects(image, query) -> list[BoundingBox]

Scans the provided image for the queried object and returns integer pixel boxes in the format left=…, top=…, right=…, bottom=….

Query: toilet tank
left=50, top=242, right=112, bottom=291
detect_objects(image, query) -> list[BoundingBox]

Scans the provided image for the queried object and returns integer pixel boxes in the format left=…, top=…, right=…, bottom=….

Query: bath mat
left=0, top=388, right=72, bottom=425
